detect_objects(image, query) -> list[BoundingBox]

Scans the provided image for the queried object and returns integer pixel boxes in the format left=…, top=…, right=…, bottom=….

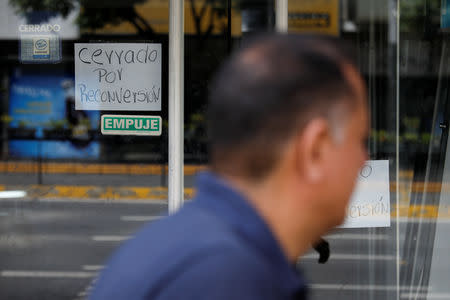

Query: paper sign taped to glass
left=340, top=160, right=391, bottom=228
left=74, top=43, right=161, bottom=111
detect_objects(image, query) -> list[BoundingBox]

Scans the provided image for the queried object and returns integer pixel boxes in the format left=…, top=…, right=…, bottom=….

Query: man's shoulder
left=104, top=201, right=243, bottom=269
left=90, top=202, right=272, bottom=299
left=132, top=201, right=243, bottom=253
left=150, top=245, right=281, bottom=300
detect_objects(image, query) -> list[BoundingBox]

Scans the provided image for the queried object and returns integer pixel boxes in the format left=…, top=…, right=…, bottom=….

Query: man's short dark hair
left=207, top=33, right=360, bottom=180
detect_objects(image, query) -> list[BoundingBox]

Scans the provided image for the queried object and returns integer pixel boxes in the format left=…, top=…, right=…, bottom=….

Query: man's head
left=207, top=34, right=368, bottom=232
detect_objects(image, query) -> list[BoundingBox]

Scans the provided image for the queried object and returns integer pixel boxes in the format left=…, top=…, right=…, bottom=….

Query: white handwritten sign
left=74, top=43, right=161, bottom=111
left=340, top=160, right=391, bottom=228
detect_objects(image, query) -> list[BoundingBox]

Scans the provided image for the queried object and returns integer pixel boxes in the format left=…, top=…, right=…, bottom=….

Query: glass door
left=286, top=0, right=399, bottom=299
left=399, top=1, right=450, bottom=298
left=0, top=1, right=169, bottom=299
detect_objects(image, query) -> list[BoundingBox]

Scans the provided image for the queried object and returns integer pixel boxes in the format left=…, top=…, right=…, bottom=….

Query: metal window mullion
left=275, top=0, right=288, bottom=32
left=168, top=0, right=184, bottom=214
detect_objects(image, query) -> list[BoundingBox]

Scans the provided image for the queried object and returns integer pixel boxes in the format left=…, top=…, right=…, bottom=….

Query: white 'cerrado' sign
left=74, top=43, right=161, bottom=111
left=340, top=160, right=391, bottom=228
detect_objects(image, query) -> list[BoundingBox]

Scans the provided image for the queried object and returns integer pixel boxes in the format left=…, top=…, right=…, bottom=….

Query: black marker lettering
left=148, top=50, right=157, bottom=62
left=105, top=50, right=114, bottom=64
left=114, top=50, right=124, bottom=64
left=92, top=49, right=103, bottom=65
left=125, top=50, right=135, bottom=63
left=78, top=48, right=90, bottom=64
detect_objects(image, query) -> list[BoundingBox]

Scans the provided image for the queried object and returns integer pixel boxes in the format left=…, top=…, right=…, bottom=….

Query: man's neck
left=223, top=173, right=323, bottom=263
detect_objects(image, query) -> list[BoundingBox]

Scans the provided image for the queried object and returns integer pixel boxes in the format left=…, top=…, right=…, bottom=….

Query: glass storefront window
left=1, top=0, right=450, bottom=299
left=399, top=0, right=450, bottom=298
left=0, top=1, right=170, bottom=298
left=288, top=0, right=399, bottom=299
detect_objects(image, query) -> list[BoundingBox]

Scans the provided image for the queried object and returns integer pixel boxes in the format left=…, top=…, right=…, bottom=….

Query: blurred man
left=90, top=34, right=369, bottom=300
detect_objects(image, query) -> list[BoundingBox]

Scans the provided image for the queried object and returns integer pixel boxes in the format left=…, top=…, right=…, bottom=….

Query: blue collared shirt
left=90, top=172, right=308, bottom=300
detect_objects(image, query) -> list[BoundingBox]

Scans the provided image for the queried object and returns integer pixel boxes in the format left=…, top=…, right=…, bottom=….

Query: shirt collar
left=194, top=171, right=307, bottom=294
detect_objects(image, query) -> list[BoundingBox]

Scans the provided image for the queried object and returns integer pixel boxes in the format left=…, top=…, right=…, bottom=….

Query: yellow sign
left=288, top=0, right=339, bottom=36
left=82, top=0, right=341, bottom=37
left=85, top=0, right=242, bottom=37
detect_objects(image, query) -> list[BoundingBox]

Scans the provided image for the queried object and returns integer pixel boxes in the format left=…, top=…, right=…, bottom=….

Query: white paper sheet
left=340, top=160, right=391, bottom=228
left=75, top=43, right=161, bottom=111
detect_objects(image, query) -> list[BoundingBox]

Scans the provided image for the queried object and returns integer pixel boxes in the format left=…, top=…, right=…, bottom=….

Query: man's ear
left=294, top=118, right=332, bottom=183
